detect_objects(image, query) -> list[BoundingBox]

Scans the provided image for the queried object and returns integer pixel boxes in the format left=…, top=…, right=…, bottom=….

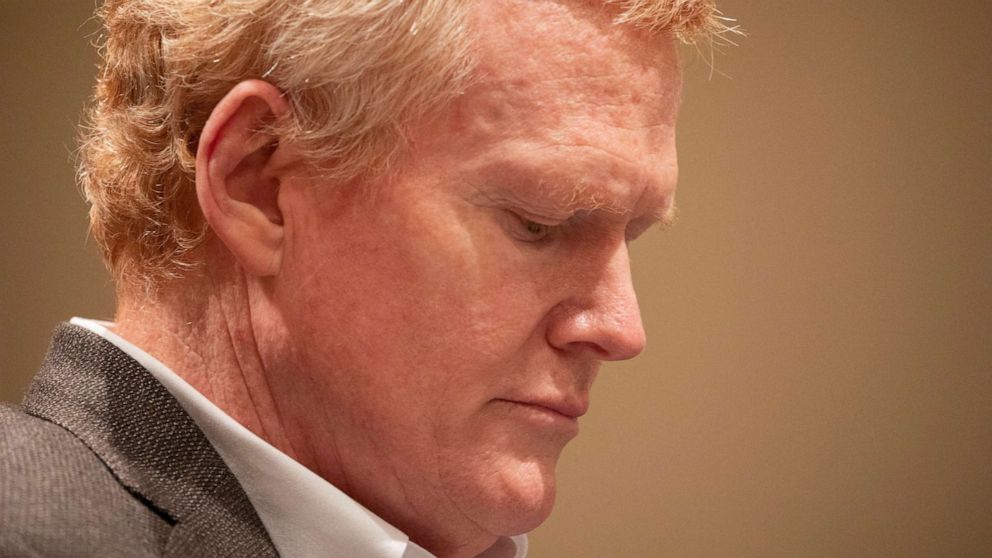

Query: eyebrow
left=465, top=161, right=677, bottom=228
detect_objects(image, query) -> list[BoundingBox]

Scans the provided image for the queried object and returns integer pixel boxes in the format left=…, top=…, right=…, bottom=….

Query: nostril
left=546, top=306, right=646, bottom=361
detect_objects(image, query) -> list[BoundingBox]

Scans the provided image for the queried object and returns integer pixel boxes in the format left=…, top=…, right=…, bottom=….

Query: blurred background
left=2, top=1, right=989, bottom=556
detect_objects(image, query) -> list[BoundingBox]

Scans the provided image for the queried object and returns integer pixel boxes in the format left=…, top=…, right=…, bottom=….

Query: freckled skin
left=255, top=2, right=682, bottom=557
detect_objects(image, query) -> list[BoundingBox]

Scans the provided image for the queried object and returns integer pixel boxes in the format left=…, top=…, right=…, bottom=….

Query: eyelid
left=471, top=186, right=574, bottom=226
left=504, top=209, right=558, bottom=242
left=511, top=207, right=569, bottom=226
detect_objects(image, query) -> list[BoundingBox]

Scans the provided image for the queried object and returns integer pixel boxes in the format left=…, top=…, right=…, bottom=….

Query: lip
left=498, top=396, right=589, bottom=420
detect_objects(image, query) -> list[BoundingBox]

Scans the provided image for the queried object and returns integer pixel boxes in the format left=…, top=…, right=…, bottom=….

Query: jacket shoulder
left=0, top=404, right=169, bottom=557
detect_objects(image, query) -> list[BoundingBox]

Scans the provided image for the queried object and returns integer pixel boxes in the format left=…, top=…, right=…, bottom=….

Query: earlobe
left=196, top=79, right=296, bottom=277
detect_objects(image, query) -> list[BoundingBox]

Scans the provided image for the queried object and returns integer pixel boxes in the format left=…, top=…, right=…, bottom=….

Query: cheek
left=434, top=236, right=562, bottom=380
left=378, top=209, right=546, bottom=357
left=279, top=191, right=556, bottom=412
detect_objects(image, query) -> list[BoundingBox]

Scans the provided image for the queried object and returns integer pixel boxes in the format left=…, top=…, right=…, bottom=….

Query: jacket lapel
left=23, top=323, right=278, bottom=557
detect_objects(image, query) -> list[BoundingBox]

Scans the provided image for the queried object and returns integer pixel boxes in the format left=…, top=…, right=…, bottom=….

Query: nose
left=546, top=242, right=647, bottom=361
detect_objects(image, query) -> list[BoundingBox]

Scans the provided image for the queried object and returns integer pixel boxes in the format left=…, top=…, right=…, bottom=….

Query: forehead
left=430, top=1, right=682, bottom=214
left=464, top=0, right=682, bottom=125
left=406, top=0, right=683, bottom=222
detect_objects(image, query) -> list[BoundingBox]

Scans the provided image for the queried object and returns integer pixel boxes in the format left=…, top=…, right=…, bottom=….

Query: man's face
left=264, top=0, right=681, bottom=545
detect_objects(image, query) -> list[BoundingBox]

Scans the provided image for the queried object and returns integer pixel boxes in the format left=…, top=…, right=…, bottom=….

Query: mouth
left=496, top=396, right=589, bottom=421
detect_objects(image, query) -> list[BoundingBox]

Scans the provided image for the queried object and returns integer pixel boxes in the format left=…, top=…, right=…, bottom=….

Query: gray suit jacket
left=0, top=324, right=279, bottom=557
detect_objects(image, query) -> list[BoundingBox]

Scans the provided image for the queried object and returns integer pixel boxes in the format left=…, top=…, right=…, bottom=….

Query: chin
left=457, top=458, right=560, bottom=535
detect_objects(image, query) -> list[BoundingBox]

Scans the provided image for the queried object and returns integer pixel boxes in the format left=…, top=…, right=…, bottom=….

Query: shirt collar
left=70, top=317, right=527, bottom=558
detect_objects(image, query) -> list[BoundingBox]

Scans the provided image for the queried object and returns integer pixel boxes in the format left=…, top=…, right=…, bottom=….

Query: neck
left=113, top=271, right=298, bottom=463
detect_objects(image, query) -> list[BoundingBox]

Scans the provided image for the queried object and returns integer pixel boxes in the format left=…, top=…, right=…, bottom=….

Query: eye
left=523, top=220, right=551, bottom=239
left=506, top=211, right=555, bottom=243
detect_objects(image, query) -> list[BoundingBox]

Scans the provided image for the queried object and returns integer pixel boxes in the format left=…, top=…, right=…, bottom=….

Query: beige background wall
left=2, top=1, right=989, bottom=556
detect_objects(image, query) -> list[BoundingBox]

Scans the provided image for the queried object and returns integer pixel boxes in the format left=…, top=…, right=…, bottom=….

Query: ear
left=196, top=79, right=297, bottom=277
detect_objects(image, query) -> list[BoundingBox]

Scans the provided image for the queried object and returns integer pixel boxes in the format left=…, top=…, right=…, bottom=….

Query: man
left=1, top=0, right=729, bottom=556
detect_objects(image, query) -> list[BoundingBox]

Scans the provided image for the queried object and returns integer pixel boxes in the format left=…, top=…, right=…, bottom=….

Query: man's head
left=80, top=0, right=728, bottom=554
left=79, top=0, right=724, bottom=290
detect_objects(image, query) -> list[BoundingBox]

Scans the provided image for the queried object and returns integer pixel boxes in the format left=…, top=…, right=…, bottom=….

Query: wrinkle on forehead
left=461, top=62, right=681, bottom=137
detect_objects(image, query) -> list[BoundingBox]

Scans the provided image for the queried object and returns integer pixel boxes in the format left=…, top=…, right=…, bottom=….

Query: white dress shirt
left=70, top=318, right=527, bottom=558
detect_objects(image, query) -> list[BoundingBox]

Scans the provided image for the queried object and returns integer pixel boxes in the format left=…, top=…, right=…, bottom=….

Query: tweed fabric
left=0, top=324, right=279, bottom=557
